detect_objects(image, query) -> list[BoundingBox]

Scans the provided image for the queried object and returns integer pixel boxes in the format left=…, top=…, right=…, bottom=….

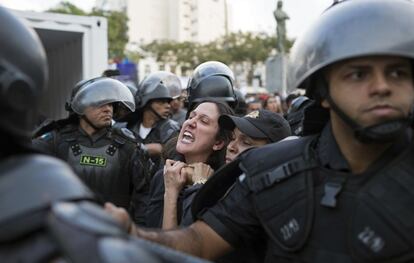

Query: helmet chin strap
left=149, top=105, right=166, bottom=121
left=325, top=94, right=410, bottom=144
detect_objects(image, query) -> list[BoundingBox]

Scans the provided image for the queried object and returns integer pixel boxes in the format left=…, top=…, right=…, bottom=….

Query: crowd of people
left=1, top=0, right=414, bottom=262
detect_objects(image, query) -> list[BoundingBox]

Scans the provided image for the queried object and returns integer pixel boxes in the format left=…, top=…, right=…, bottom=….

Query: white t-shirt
left=139, top=124, right=152, bottom=139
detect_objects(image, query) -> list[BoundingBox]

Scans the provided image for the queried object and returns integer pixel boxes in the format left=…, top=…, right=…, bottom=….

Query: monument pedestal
left=265, top=53, right=287, bottom=96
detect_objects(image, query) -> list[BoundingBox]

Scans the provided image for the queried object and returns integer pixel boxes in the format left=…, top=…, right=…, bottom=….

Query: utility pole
left=224, top=0, right=229, bottom=36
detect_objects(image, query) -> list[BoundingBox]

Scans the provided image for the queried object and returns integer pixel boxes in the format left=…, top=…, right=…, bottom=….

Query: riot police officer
left=107, top=0, right=414, bottom=262
left=187, top=61, right=237, bottom=112
left=121, top=71, right=180, bottom=169
left=33, top=76, right=153, bottom=225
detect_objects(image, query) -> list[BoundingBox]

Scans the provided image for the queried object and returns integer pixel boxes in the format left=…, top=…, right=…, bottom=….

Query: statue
left=273, top=0, right=289, bottom=53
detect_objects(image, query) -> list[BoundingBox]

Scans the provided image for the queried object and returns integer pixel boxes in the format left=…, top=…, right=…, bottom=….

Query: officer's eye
left=347, top=70, right=366, bottom=81
left=389, top=68, right=411, bottom=79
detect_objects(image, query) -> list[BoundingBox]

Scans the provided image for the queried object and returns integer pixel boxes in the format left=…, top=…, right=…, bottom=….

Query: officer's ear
left=212, top=139, right=225, bottom=151
left=321, top=98, right=330, bottom=109
left=314, top=71, right=330, bottom=109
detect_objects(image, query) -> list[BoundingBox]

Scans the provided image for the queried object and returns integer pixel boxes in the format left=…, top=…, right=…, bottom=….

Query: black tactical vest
left=55, top=127, right=136, bottom=208
left=240, top=136, right=414, bottom=263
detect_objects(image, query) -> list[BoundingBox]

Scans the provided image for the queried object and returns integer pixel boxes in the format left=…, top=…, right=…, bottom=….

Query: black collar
left=78, top=126, right=110, bottom=143
left=318, top=123, right=351, bottom=172
left=317, top=123, right=412, bottom=173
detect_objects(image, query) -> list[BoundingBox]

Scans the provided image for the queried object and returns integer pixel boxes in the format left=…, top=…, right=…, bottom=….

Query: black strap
left=251, top=156, right=319, bottom=192
left=320, top=176, right=347, bottom=208
left=106, top=136, right=125, bottom=156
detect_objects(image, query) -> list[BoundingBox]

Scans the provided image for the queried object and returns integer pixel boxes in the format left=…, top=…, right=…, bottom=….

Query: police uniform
left=199, top=124, right=414, bottom=262
left=33, top=122, right=153, bottom=225
left=127, top=117, right=180, bottom=169
left=121, top=71, right=182, bottom=169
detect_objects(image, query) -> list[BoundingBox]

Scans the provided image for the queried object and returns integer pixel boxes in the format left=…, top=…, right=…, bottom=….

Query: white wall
left=128, top=0, right=169, bottom=45
left=127, top=0, right=226, bottom=44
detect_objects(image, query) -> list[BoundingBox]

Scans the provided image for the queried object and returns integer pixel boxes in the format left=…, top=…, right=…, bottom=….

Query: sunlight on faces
left=225, top=128, right=268, bottom=164
left=322, top=56, right=414, bottom=128
left=83, top=103, right=113, bottom=128
left=176, top=102, right=224, bottom=162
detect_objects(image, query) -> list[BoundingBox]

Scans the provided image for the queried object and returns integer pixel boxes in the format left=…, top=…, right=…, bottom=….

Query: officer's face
left=151, top=99, right=171, bottom=119
left=83, top=103, right=113, bottom=128
left=225, top=128, right=268, bottom=164
left=176, top=102, right=224, bottom=162
left=323, top=56, right=414, bottom=128
left=170, top=97, right=184, bottom=112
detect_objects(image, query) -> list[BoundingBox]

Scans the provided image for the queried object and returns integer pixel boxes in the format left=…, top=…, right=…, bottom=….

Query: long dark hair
left=166, top=99, right=233, bottom=170
left=186, top=99, right=234, bottom=170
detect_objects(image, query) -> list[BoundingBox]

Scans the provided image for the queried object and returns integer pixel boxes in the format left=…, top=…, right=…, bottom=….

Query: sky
left=0, top=0, right=334, bottom=39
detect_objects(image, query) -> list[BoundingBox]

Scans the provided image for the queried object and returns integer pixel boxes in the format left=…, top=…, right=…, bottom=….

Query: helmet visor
left=71, top=78, right=135, bottom=115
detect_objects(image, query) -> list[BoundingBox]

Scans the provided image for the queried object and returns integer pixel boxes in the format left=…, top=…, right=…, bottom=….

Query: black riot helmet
left=234, top=89, right=247, bottom=116
left=166, top=76, right=183, bottom=100
left=187, top=61, right=237, bottom=111
left=286, top=96, right=312, bottom=136
left=135, top=71, right=177, bottom=109
left=70, top=77, right=135, bottom=115
left=0, top=6, right=48, bottom=138
left=287, top=0, right=414, bottom=143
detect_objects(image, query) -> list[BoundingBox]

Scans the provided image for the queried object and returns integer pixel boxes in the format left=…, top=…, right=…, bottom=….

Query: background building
left=127, top=0, right=228, bottom=45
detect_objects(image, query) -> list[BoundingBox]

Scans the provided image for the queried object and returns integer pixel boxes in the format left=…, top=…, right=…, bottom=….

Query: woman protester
left=145, top=99, right=233, bottom=228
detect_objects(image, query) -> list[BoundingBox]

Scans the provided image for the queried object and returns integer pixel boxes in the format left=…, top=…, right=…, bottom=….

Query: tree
left=138, top=31, right=293, bottom=84
left=90, top=8, right=129, bottom=59
left=47, top=2, right=129, bottom=60
left=47, top=1, right=86, bottom=15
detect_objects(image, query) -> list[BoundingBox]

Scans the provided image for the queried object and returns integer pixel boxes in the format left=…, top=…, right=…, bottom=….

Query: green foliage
left=47, top=1, right=86, bottom=15
left=141, top=31, right=291, bottom=65
left=90, top=8, right=129, bottom=59
left=140, top=31, right=293, bottom=80
left=47, top=2, right=129, bottom=59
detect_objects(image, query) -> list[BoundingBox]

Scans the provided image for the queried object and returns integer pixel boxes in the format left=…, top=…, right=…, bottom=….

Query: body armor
left=44, top=125, right=139, bottom=209
left=239, top=136, right=414, bottom=262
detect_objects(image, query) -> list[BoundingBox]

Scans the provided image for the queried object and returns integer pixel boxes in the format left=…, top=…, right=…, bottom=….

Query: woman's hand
left=164, top=159, right=188, bottom=198
left=186, top=163, right=214, bottom=185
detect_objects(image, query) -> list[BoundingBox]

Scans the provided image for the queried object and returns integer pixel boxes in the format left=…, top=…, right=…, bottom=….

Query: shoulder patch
left=111, top=125, right=137, bottom=141
left=120, top=127, right=136, bottom=140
